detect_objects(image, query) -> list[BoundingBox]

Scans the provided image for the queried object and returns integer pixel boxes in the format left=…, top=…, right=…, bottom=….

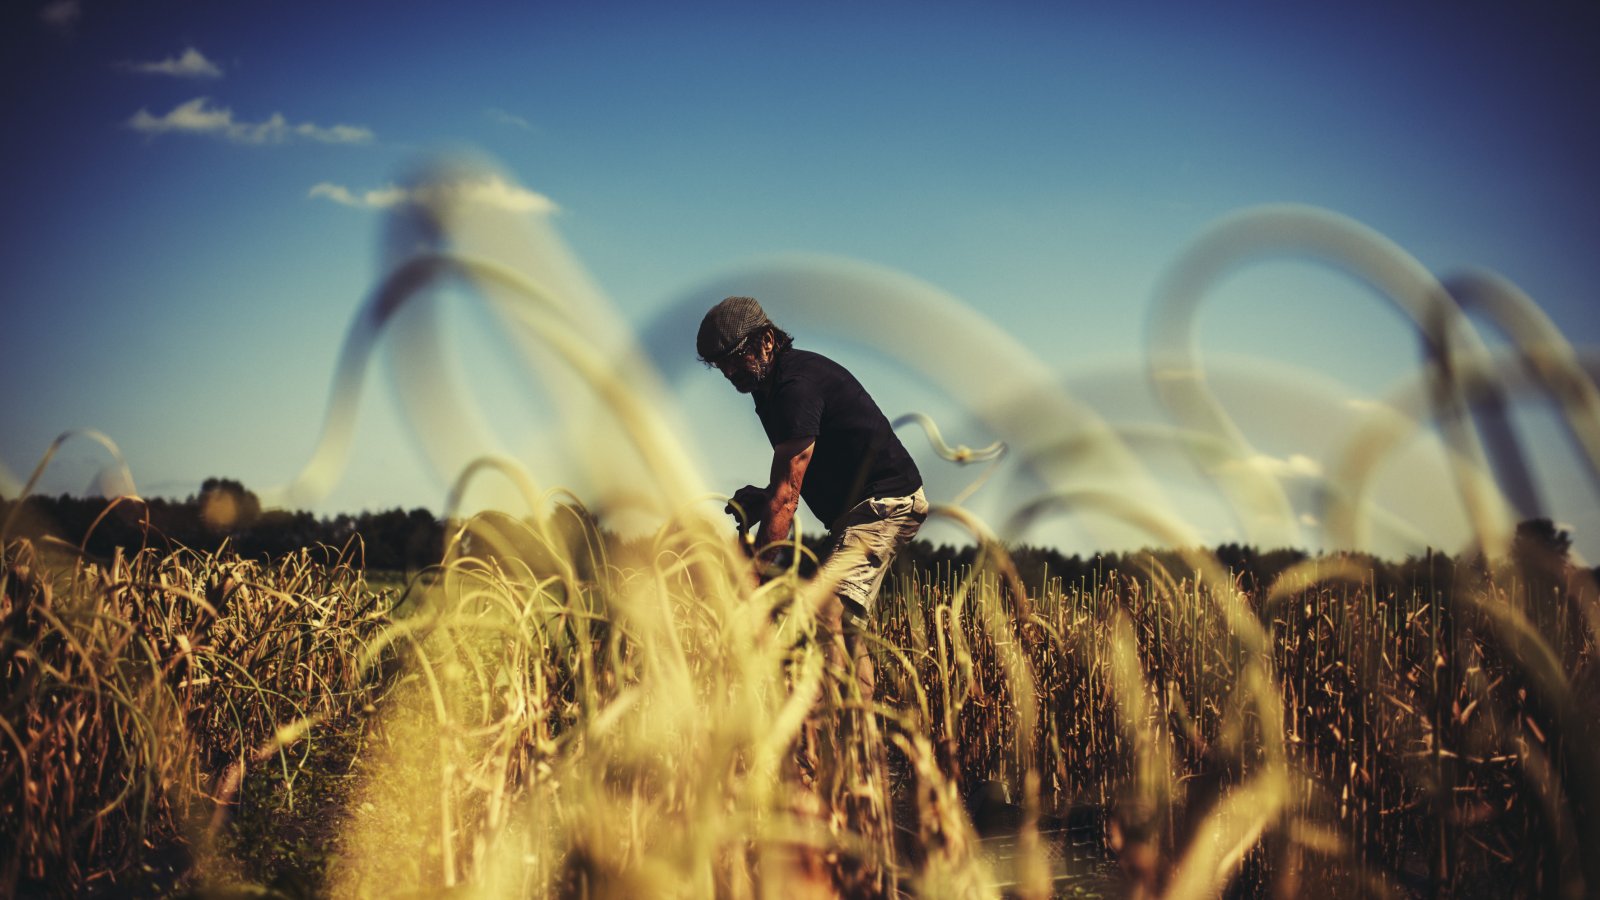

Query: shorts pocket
left=868, top=495, right=909, bottom=519
left=868, top=489, right=928, bottom=522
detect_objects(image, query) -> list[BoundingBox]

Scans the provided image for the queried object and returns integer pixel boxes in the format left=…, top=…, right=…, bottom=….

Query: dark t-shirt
left=754, top=348, right=922, bottom=528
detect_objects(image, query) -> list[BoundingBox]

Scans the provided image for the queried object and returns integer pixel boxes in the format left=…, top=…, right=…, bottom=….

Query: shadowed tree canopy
left=197, top=478, right=261, bottom=532
left=2, top=483, right=1595, bottom=596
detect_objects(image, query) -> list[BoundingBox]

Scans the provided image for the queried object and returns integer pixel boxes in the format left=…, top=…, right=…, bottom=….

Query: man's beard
left=733, top=354, right=773, bottom=393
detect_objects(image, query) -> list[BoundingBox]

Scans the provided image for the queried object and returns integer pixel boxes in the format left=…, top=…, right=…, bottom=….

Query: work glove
left=725, top=484, right=769, bottom=529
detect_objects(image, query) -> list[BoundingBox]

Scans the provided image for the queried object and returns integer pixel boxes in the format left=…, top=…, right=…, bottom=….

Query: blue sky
left=3, top=0, right=1598, bottom=561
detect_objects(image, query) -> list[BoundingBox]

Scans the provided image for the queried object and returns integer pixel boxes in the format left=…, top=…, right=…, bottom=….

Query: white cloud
left=293, top=121, right=374, bottom=143
left=308, top=182, right=408, bottom=209
left=1343, top=397, right=1412, bottom=419
left=308, top=175, right=557, bottom=214
left=120, top=47, right=223, bottom=78
left=127, top=97, right=374, bottom=145
left=486, top=108, right=533, bottom=131
left=1220, top=452, right=1324, bottom=480
left=441, top=176, right=557, bottom=213
left=39, top=0, right=81, bottom=32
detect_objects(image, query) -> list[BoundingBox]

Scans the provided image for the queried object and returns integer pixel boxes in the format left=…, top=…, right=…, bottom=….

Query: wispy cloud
left=1260, top=453, right=1323, bottom=479
left=119, top=47, right=224, bottom=79
left=486, top=108, right=533, bottom=131
left=307, top=183, right=409, bottom=209
left=1220, top=452, right=1324, bottom=480
left=309, top=175, right=557, bottom=214
left=1343, top=398, right=1389, bottom=414
left=128, top=98, right=373, bottom=145
left=39, top=0, right=81, bottom=33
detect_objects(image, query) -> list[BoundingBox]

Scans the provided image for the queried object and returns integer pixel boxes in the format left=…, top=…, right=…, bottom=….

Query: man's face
left=715, top=332, right=775, bottom=394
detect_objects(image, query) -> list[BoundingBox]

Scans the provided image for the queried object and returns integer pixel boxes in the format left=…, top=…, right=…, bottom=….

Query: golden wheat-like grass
left=6, top=165, right=1600, bottom=897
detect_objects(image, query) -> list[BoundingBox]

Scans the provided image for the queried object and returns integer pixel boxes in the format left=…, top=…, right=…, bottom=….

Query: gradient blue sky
left=3, top=1, right=1598, bottom=559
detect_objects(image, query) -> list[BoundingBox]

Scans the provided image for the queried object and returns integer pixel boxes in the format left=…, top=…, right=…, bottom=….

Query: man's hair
left=699, top=323, right=795, bottom=367
left=765, top=324, right=795, bottom=355
left=697, top=296, right=798, bottom=365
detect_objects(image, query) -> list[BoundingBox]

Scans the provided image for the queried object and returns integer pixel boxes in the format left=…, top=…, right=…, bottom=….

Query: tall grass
left=4, top=515, right=1596, bottom=897
left=6, top=171, right=1599, bottom=897
left=0, top=535, right=394, bottom=893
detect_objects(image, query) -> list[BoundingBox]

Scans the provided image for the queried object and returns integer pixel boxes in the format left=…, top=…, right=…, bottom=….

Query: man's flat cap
left=697, top=296, right=772, bottom=362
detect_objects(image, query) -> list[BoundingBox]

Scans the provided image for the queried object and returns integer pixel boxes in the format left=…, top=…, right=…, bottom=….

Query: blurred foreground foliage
left=2, top=493, right=1598, bottom=898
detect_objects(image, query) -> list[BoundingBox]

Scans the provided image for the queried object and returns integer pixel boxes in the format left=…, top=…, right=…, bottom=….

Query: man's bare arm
left=757, top=437, right=815, bottom=552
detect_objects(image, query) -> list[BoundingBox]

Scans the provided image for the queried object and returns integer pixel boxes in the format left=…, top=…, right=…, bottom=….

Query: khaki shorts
left=817, top=487, right=929, bottom=616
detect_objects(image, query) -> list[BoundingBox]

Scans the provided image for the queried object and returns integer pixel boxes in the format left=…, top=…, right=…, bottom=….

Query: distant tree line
left=807, top=517, right=1596, bottom=621
left=0, top=479, right=445, bottom=571
left=907, top=518, right=1594, bottom=610
left=2, top=479, right=1594, bottom=600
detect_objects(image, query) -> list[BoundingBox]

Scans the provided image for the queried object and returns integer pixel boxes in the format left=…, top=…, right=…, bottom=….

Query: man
left=697, top=295, right=928, bottom=700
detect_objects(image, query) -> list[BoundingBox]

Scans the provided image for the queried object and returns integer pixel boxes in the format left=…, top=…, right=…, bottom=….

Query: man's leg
left=847, top=621, right=876, bottom=703
left=809, top=489, right=928, bottom=890
left=814, top=592, right=875, bottom=702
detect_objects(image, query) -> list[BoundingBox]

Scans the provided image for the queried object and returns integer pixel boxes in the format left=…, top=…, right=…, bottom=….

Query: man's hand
left=726, top=484, right=770, bottom=529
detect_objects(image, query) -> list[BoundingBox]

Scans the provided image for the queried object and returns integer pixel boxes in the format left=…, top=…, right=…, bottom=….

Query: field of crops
left=6, top=184, right=1599, bottom=897
left=4, top=508, right=1595, bottom=898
